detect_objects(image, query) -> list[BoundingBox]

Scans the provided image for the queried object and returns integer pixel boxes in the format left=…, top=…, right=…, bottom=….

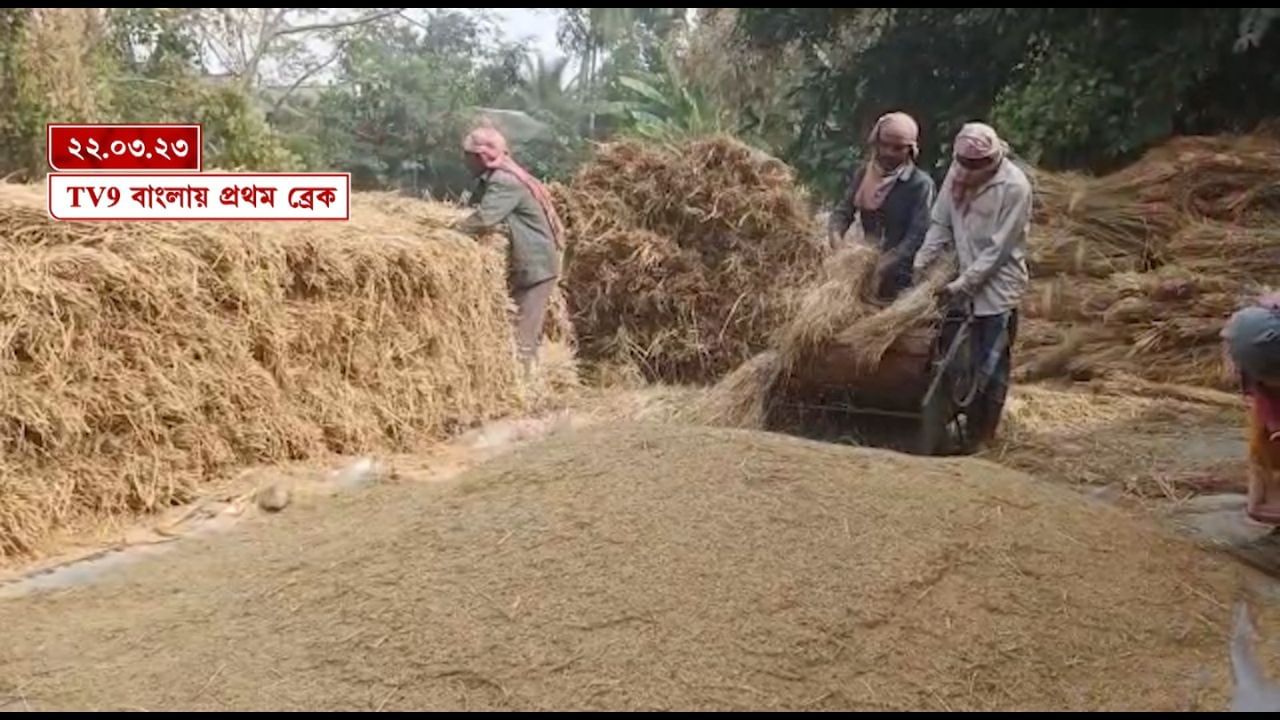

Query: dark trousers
left=969, top=310, right=1019, bottom=443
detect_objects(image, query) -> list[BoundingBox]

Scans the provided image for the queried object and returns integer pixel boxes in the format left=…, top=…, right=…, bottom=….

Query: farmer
left=1222, top=295, right=1280, bottom=525
left=455, top=126, right=564, bottom=376
left=912, top=122, right=1032, bottom=447
left=827, top=111, right=936, bottom=300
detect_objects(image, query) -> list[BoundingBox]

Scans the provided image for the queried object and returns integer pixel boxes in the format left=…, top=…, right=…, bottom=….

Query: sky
left=488, top=8, right=565, bottom=62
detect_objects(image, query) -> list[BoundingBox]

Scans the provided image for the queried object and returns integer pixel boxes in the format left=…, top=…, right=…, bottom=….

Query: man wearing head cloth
left=912, top=122, right=1032, bottom=446
left=1223, top=295, right=1280, bottom=524
left=828, top=111, right=936, bottom=300
left=456, top=125, right=565, bottom=376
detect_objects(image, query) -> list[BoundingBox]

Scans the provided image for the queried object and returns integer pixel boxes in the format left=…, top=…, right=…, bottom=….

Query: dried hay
left=1112, top=134, right=1280, bottom=224
left=1167, top=221, right=1280, bottom=285
left=691, top=249, right=949, bottom=431
left=1017, top=266, right=1250, bottom=389
left=0, top=422, right=1260, bottom=710
left=992, top=383, right=1242, bottom=498
left=834, top=262, right=951, bottom=372
left=0, top=186, right=531, bottom=557
left=1032, top=170, right=1176, bottom=273
left=556, top=136, right=824, bottom=383
left=679, top=350, right=783, bottom=429
left=770, top=244, right=879, bottom=368
left=1019, top=134, right=1280, bottom=389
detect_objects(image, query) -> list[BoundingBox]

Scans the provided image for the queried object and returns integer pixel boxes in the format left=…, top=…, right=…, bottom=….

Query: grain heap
left=0, top=424, right=1255, bottom=710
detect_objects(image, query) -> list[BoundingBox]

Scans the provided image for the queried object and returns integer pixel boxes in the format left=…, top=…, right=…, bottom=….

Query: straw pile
left=1109, top=135, right=1280, bottom=224
left=1022, top=133, right=1280, bottom=388
left=0, top=186, right=529, bottom=557
left=555, top=136, right=824, bottom=383
left=0, top=423, right=1258, bottom=710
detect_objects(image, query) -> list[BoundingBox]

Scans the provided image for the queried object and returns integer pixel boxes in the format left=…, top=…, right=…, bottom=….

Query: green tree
left=737, top=7, right=1280, bottom=193
left=312, top=10, right=526, bottom=196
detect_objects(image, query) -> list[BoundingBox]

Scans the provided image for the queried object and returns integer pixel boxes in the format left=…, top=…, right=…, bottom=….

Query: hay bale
left=0, top=423, right=1257, bottom=710
left=0, top=187, right=527, bottom=557
left=557, top=136, right=824, bottom=383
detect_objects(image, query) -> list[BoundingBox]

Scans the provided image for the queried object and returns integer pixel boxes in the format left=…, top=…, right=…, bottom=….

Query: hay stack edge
left=0, top=186, right=530, bottom=557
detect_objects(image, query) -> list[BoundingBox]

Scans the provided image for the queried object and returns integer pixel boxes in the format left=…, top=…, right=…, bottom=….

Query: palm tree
left=614, top=47, right=726, bottom=141
left=517, top=54, right=579, bottom=125
left=557, top=8, right=642, bottom=136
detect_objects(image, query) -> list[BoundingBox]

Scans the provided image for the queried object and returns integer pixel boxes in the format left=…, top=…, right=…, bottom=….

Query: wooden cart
left=777, top=305, right=988, bottom=456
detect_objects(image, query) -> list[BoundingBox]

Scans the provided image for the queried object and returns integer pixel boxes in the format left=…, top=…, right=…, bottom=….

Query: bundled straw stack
left=555, top=136, right=824, bottom=383
left=0, top=187, right=526, bottom=557
left=1022, top=132, right=1280, bottom=389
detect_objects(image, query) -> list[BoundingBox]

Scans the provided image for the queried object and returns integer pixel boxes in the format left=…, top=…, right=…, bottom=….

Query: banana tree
left=611, top=49, right=727, bottom=141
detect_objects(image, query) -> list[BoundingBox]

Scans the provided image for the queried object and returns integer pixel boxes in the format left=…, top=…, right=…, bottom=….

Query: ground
left=1, top=381, right=1278, bottom=711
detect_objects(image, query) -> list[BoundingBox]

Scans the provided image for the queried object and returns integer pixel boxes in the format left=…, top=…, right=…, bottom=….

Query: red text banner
left=47, top=124, right=202, bottom=172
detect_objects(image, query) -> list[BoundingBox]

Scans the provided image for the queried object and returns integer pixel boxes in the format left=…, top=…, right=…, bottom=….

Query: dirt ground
left=0, top=382, right=1275, bottom=711
left=992, top=381, right=1246, bottom=499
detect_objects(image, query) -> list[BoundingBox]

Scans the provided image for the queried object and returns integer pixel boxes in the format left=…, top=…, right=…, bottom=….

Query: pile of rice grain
left=555, top=136, right=824, bottom=384
left=0, top=186, right=526, bottom=557
left=0, top=423, right=1257, bottom=710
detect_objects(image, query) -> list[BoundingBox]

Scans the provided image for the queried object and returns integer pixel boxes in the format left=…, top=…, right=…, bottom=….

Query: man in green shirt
left=456, top=127, right=565, bottom=376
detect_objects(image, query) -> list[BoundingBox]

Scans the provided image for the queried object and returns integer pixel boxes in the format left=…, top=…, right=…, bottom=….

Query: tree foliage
left=3, top=7, right=1278, bottom=201
left=305, top=10, right=529, bottom=196
left=737, top=7, right=1280, bottom=196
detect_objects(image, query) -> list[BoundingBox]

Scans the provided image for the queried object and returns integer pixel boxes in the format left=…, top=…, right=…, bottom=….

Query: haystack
left=0, top=186, right=530, bottom=557
left=556, top=136, right=824, bottom=383
left=0, top=423, right=1258, bottom=710
left=1021, top=133, right=1280, bottom=389
left=1111, top=134, right=1280, bottom=224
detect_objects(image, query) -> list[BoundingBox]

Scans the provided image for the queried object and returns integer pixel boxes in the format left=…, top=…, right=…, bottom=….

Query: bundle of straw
left=771, top=244, right=879, bottom=369
left=1016, top=132, right=1280, bottom=390
left=1016, top=266, right=1255, bottom=389
left=835, top=261, right=952, bottom=373
left=1031, top=170, right=1178, bottom=275
left=1113, top=135, right=1280, bottom=223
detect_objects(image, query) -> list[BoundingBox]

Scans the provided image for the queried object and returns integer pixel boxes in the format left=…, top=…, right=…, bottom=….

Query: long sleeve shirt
left=457, top=168, right=560, bottom=289
left=913, top=159, right=1032, bottom=317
